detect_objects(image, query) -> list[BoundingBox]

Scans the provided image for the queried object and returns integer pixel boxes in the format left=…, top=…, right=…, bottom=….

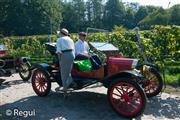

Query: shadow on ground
left=1, top=91, right=124, bottom=120
left=0, top=79, right=30, bottom=90
left=143, top=95, right=180, bottom=119
left=1, top=86, right=180, bottom=120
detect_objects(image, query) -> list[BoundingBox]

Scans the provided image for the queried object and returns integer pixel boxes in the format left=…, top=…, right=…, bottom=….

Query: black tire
left=32, top=69, right=51, bottom=97
left=18, top=62, right=32, bottom=81
left=143, top=69, right=163, bottom=98
left=107, top=78, right=146, bottom=118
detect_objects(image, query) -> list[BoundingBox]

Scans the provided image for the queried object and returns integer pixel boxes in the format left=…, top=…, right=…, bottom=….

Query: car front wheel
left=107, top=78, right=146, bottom=118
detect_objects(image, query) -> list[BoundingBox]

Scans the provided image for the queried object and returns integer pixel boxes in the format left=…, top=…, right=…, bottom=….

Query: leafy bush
left=1, top=26, right=179, bottom=60
left=0, top=25, right=179, bottom=65
left=0, top=25, right=179, bottom=86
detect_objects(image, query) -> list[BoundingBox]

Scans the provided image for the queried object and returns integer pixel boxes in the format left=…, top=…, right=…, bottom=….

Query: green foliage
left=0, top=35, right=57, bottom=58
left=142, top=25, right=180, bottom=61
left=0, top=25, right=179, bottom=85
left=164, top=60, right=180, bottom=86
left=165, top=74, right=180, bottom=86
left=61, top=0, right=86, bottom=32
left=1, top=26, right=179, bottom=62
left=113, top=25, right=127, bottom=33
left=0, top=1, right=180, bottom=35
left=139, top=7, right=169, bottom=29
left=170, top=4, right=180, bottom=25
left=135, top=6, right=148, bottom=25
left=104, top=0, right=126, bottom=30
left=0, top=0, right=62, bottom=36
left=124, top=8, right=136, bottom=29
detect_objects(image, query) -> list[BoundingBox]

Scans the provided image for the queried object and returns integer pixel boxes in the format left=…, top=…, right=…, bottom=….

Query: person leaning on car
left=56, top=28, right=76, bottom=92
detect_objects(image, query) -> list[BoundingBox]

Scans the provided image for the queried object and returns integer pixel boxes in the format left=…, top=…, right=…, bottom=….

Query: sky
left=122, top=0, right=180, bottom=8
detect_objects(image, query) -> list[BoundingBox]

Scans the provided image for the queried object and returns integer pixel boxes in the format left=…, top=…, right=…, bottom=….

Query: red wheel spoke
left=128, top=88, right=135, bottom=94
left=43, top=85, right=47, bottom=91
left=113, top=98, right=121, bottom=106
left=41, top=86, right=45, bottom=92
left=118, top=101, right=127, bottom=111
left=121, top=85, right=130, bottom=92
left=41, top=86, right=44, bottom=92
left=146, top=84, right=156, bottom=94
left=146, top=86, right=150, bottom=93
left=150, top=85, right=157, bottom=91
left=115, top=87, right=123, bottom=95
left=36, top=73, right=40, bottom=78
left=149, top=75, right=156, bottom=81
left=35, top=75, right=38, bottom=79
left=131, top=95, right=140, bottom=101
left=148, top=85, right=151, bottom=93
left=36, top=83, right=41, bottom=88
left=41, top=85, right=44, bottom=92
left=119, top=86, right=126, bottom=93
left=113, top=92, right=122, bottom=98
left=128, top=103, right=138, bottom=111
left=35, top=79, right=40, bottom=83
left=39, top=86, right=42, bottom=92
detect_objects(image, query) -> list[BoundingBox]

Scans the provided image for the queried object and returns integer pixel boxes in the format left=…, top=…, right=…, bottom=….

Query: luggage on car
left=74, top=59, right=92, bottom=72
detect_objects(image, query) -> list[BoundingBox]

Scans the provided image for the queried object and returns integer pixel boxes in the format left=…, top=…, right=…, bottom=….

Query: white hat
left=61, top=28, right=69, bottom=35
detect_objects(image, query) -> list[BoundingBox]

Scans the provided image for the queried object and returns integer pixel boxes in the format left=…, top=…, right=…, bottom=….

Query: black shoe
left=69, top=82, right=79, bottom=89
left=0, top=79, right=5, bottom=85
left=55, top=86, right=73, bottom=93
left=55, top=86, right=64, bottom=92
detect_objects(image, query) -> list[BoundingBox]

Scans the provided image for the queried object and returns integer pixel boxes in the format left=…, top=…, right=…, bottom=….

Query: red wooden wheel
left=32, top=69, right=51, bottom=97
left=143, top=69, right=163, bottom=97
left=108, top=79, right=146, bottom=118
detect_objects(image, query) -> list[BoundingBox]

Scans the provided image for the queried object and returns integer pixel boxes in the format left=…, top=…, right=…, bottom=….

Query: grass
left=165, top=74, right=180, bottom=87
left=163, top=60, right=180, bottom=87
left=31, top=57, right=53, bottom=64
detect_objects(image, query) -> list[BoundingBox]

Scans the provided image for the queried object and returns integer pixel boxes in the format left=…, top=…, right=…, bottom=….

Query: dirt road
left=0, top=74, right=180, bottom=120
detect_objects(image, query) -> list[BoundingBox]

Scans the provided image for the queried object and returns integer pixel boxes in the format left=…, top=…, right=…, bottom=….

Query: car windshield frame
left=89, top=42, right=119, bottom=51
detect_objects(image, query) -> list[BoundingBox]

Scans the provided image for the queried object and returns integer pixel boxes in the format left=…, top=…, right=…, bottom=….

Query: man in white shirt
left=75, top=32, right=102, bottom=70
left=56, top=28, right=76, bottom=92
left=75, top=32, right=90, bottom=59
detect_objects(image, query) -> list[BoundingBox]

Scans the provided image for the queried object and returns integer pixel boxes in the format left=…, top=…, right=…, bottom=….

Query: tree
left=124, top=8, right=135, bottom=29
left=104, top=0, right=126, bottom=30
left=146, top=5, right=159, bottom=13
left=170, top=4, right=180, bottom=25
left=61, top=0, right=86, bottom=32
left=135, top=6, right=148, bottom=26
left=61, top=2, right=76, bottom=32
left=138, top=7, right=169, bottom=29
left=86, top=0, right=104, bottom=28
left=0, top=0, right=62, bottom=36
left=124, top=2, right=140, bottom=11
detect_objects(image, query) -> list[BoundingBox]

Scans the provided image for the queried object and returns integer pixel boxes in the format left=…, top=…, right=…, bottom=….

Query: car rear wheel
left=18, top=62, right=32, bottom=81
left=107, top=78, right=146, bottom=118
left=32, top=69, right=51, bottom=97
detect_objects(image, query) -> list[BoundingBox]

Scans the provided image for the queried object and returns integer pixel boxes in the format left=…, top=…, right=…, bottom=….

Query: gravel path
left=0, top=74, right=180, bottom=120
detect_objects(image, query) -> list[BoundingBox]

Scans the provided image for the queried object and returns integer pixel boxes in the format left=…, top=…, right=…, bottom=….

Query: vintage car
left=31, top=42, right=147, bottom=118
left=0, top=44, right=32, bottom=81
